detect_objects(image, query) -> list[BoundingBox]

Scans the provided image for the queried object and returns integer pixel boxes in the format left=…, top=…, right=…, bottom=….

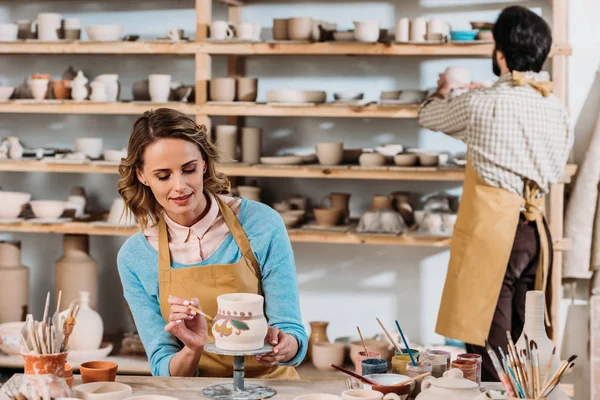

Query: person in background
left=116, top=108, right=307, bottom=378
left=418, top=5, right=573, bottom=381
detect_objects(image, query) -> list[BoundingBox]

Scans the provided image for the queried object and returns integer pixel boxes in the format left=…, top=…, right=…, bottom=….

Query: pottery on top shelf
left=315, top=142, right=343, bottom=165
left=0, top=240, right=29, bottom=323
left=212, top=293, right=268, bottom=351
left=85, top=24, right=122, bottom=41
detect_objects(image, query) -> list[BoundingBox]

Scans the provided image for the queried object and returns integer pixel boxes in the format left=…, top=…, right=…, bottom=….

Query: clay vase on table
left=66, top=290, right=103, bottom=351
left=55, top=234, right=98, bottom=311
left=212, top=293, right=268, bottom=351
left=0, top=241, right=29, bottom=323
left=307, top=321, right=330, bottom=361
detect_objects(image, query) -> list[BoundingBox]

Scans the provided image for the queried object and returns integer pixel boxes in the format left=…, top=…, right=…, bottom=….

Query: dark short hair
left=493, top=5, right=552, bottom=72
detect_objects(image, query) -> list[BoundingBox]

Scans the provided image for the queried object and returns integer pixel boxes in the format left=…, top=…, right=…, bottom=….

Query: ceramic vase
left=71, top=71, right=89, bottom=102
left=516, top=290, right=561, bottom=382
left=215, top=125, right=238, bottom=163
left=241, top=127, right=261, bottom=164
left=0, top=241, right=29, bottom=323
left=89, top=81, right=107, bottom=102
left=212, top=293, right=268, bottom=351
left=307, top=321, right=330, bottom=361
left=66, top=290, right=103, bottom=351
left=7, top=137, right=23, bottom=160
left=55, top=235, right=98, bottom=312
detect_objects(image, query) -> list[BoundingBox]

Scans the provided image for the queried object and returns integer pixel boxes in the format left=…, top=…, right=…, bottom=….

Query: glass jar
left=426, top=349, right=451, bottom=369
left=361, top=358, right=388, bottom=375
left=422, top=353, right=447, bottom=378
left=457, top=353, right=482, bottom=384
left=394, top=347, right=420, bottom=361
left=406, top=361, right=433, bottom=396
left=391, top=355, right=411, bottom=375
left=451, top=359, right=478, bottom=383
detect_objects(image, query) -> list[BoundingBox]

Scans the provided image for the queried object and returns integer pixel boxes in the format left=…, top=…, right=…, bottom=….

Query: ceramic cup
left=313, top=208, right=342, bottom=227
left=30, top=79, right=49, bottom=101
left=210, top=78, right=236, bottom=102
left=410, top=17, right=427, bottom=42
left=148, top=74, right=171, bottom=103
left=51, top=80, right=71, bottom=99
left=354, top=350, right=381, bottom=375
left=237, top=186, right=261, bottom=202
left=215, top=125, right=238, bottom=163
left=64, top=29, right=81, bottom=40
left=395, top=18, right=410, bottom=42
left=17, top=20, right=33, bottom=40
left=80, top=360, right=118, bottom=383
left=353, top=21, right=380, bottom=43
left=74, top=138, right=103, bottom=159
left=0, top=24, right=18, bottom=41
left=36, top=13, right=62, bottom=41
left=241, top=127, right=261, bottom=164
left=238, top=22, right=260, bottom=40
left=311, top=342, right=345, bottom=371
left=210, top=21, right=234, bottom=40
left=427, top=18, right=448, bottom=41
left=167, top=28, right=184, bottom=41
left=315, top=142, right=343, bottom=165
left=236, top=77, right=258, bottom=102
left=273, top=18, right=289, bottom=40
left=288, top=17, right=313, bottom=41
left=64, top=18, right=81, bottom=30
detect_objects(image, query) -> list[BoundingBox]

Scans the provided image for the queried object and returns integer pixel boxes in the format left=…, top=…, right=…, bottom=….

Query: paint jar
left=355, top=351, right=381, bottom=375
left=457, top=353, right=482, bottom=384
left=391, top=355, right=411, bottom=375
left=362, top=358, right=388, bottom=375
left=406, top=361, right=432, bottom=396
left=451, top=359, right=478, bottom=383
left=426, top=349, right=451, bottom=369
left=422, top=353, right=447, bottom=378
left=394, top=347, right=420, bottom=361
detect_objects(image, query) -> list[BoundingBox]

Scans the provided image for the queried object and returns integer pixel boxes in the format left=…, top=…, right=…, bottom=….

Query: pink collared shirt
left=144, top=193, right=242, bottom=264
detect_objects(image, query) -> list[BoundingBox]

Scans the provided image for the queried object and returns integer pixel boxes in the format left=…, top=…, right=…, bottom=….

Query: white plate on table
left=67, top=342, right=114, bottom=364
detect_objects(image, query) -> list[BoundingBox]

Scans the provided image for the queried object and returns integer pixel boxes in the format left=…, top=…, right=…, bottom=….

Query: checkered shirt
left=418, top=72, right=573, bottom=196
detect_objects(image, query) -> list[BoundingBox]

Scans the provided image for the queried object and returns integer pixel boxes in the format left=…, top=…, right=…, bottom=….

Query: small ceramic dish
left=73, top=382, right=132, bottom=400
left=394, top=153, right=418, bottom=167
left=0, top=87, right=15, bottom=101
left=450, top=30, right=478, bottom=41
left=361, top=374, right=415, bottom=398
left=260, top=156, right=304, bottom=165
left=333, top=92, right=364, bottom=101
left=332, top=31, right=355, bottom=41
left=418, top=153, right=440, bottom=167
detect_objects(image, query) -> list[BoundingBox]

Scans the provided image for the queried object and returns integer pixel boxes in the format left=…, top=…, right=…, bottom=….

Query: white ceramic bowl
left=0, top=86, right=15, bottom=101
left=266, top=90, right=327, bottom=104
left=85, top=25, right=123, bottom=41
left=0, top=191, right=31, bottom=219
left=0, top=321, right=25, bottom=355
left=375, top=146, right=403, bottom=157
left=333, top=31, right=354, bottom=41
left=103, top=149, right=126, bottom=162
left=333, top=92, right=364, bottom=101
left=419, top=152, right=440, bottom=166
left=74, top=138, right=104, bottom=159
left=30, top=200, right=66, bottom=219
left=74, top=382, right=132, bottom=400
left=394, top=153, right=418, bottom=167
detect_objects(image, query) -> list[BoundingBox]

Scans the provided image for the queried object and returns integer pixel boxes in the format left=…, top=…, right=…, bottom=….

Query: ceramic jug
left=417, top=369, right=489, bottom=400
left=94, top=74, right=119, bottom=102
left=212, top=293, right=268, bottom=351
left=7, top=137, right=23, bottom=159
left=71, top=70, right=89, bottom=101
left=55, top=234, right=98, bottom=311
left=64, top=290, right=103, bottom=351
left=307, top=321, right=330, bottom=361
left=0, top=241, right=29, bottom=323
left=89, top=81, right=107, bottom=102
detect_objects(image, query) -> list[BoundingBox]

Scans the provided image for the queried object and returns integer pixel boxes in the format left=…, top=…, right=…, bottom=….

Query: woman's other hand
left=255, top=327, right=299, bottom=366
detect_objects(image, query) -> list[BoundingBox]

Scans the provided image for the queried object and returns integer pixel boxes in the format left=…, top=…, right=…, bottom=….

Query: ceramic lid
left=431, top=369, right=478, bottom=390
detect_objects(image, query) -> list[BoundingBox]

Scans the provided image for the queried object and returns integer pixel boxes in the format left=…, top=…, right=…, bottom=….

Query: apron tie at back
left=512, top=70, right=554, bottom=97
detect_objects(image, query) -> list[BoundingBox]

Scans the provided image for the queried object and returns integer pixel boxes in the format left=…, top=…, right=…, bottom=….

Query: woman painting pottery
left=117, top=108, right=306, bottom=377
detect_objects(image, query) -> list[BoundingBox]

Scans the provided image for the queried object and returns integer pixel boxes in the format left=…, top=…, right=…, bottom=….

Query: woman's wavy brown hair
left=118, top=108, right=230, bottom=230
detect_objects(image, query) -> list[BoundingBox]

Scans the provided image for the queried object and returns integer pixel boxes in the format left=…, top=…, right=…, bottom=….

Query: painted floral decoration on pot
left=212, top=293, right=268, bottom=351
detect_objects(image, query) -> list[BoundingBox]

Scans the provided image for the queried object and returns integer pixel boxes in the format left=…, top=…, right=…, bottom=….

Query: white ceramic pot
left=288, top=17, right=313, bottom=41
left=416, top=369, right=488, bottom=400
left=95, top=74, right=119, bottom=102
left=30, top=200, right=65, bottom=219
left=74, top=138, right=103, bottom=159
left=36, top=13, right=61, bottom=41
left=395, top=18, right=410, bottom=42
left=0, top=87, right=14, bottom=101
left=0, top=191, right=30, bottom=219
left=30, top=79, right=49, bottom=101
left=212, top=293, right=268, bottom=351
left=7, top=137, right=23, bottom=160
left=71, top=70, right=89, bottom=101
left=410, top=17, right=427, bottom=42
left=89, top=81, right=108, bottom=102
left=149, top=74, right=171, bottom=103
left=210, top=21, right=234, bottom=40
left=353, top=21, right=380, bottom=43
left=66, top=291, right=103, bottom=351
left=84, top=24, right=122, bottom=41
left=237, top=22, right=257, bottom=40
left=0, top=24, right=18, bottom=41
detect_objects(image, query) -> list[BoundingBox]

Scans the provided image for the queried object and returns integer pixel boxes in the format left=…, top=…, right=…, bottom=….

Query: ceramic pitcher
left=212, top=293, right=268, bottom=351
left=71, top=71, right=89, bottom=101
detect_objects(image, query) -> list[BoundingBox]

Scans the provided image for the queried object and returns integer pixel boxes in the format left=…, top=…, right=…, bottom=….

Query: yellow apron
left=157, top=195, right=300, bottom=379
left=435, top=162, right=552, bottom=346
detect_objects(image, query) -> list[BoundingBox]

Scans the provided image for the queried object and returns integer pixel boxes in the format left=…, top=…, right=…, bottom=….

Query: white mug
left=410, top=17, right=427, bottom=42
left=237, top=22, right=256, bottom=40
left=30, top=79, right=49, bottom=101
left=149, top=74, right=172, bottom=103
left=166, top=28, right=183, bottom=41
left=35, top=13, right=61, bottom=41
left=427, top=18, right=448, bottom=40
left=0, top=23, right=18, bottom=41
left=64, top=18, right=81, bottom=30
left=252, top=22, right=262, bottom=40
left=210, top=21, right=234, bottom=40
left=395, top=18, right=409, bottom=42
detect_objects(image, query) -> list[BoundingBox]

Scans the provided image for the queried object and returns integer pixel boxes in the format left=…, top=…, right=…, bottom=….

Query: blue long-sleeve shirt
left=117, top=198, right=307, bottom=376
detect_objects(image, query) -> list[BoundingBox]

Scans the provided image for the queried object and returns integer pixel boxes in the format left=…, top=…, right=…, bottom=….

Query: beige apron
left=436, top=162, right=552, bottom=346
left=158, top=195, right=300, bottom=378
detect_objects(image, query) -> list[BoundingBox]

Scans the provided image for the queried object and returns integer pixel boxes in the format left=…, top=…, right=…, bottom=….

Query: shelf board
left=0, top=101, right=197, bottom=115
left=0, top=41, right=197, bottom=55
left=203, top=103, right=420, bottom=118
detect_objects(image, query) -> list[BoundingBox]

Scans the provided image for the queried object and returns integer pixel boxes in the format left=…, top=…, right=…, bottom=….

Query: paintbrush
left=391, top=372, right=431, bottom=387
left=541, top=359, right=576, bottom=398
left=485, top=341, right=516, bottom=397
left=506, top=363, right=525, bottom=398
left=541, top=346, right=556, bottom=390
left=187, top=304, right=214, bottom=322
left=506, top=332, right=527, bottom=395
left=394, top=320, right=416, bottom=366
left=539, top=355, right=577, bottom=398
left=375, top=317, right=401, bottom=353
left=330, top=364, right=379, bottom=386
left=356, top=326, right=369, bottom=355
left=531, top=341, right=540, bottom=398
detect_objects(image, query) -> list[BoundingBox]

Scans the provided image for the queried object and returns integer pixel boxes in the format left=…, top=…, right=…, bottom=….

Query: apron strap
left=512, top=71, right=554, bottom=97
left=522, top=179, right=552, bottom=327
left=157, top=216, right=172, bottom=284
left=214, top=195, right=262, bottom=286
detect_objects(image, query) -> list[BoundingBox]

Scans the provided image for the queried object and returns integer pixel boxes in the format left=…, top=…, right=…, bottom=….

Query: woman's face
left=137, top=138, right=208, bottom=226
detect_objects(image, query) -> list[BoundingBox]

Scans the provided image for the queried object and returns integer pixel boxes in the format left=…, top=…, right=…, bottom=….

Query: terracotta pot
left=311, top=342, right=344, bottom=371
left=372, top=195, right=393, bottom=211
left=209, top=78, right=236, bottom=102
left=215, top=125, right=238, bottom=163
left=288, top=17, right=313, bottom=41
left=272, top=18, right=289, bottom=40
left=322, top=193, right=351, bottom=224
left=80, top=360, right=118, bottom=383
left=212, top=293, right=268, bottom=351
left=314, top=208, right=342, bottom=227
left=0, top=241, right=29, bottom=323
left=55, top=235, right=98, bottom=311
left=236, top=77, right=258, bottom=102
left=353, top=350, right=381, bottom=375
left=315, top=142, right=343, bottom=165
left=308, top=321, right=330, bottom=361
left=22, top=352, right=67, bottom=376
left=65, top=363, right=74, bottom=388
left=51, top=80, right=71, bottom=100
left=241, top=127, right=261, bottom=164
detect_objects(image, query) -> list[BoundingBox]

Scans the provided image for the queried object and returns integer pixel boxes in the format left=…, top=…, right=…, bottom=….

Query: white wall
left=1, top=0, right=577, bottom=351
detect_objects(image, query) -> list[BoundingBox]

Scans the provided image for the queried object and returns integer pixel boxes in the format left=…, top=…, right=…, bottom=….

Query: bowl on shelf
left=29, top=200, right=66, bottom=219
left=103, top=149, right=127, bottom=162
left=470, top=21, right=494, bottom=30
left=266, top=90, right=327, bottom=104
left=476, top=30, right=493, bottom=41
left=0, top=87, right=15, bottom=101
left=0, top=191, right=31, bottom=219
left=418, top=152, right=440, bottom=167
left=450, top=30, right=478, bottom=41
left=260, top=155, right=304, bottom=165
left=85, top=25, right=123, bottom=41
left=332, top=31, right=354, bottom=41
left=0, top=321, right=25, bottom=355
left=394, top=153, right=419, bottom=167
left=74, top=138, right=104, bottom=159
left=333, top=92, right=364, bottom=101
